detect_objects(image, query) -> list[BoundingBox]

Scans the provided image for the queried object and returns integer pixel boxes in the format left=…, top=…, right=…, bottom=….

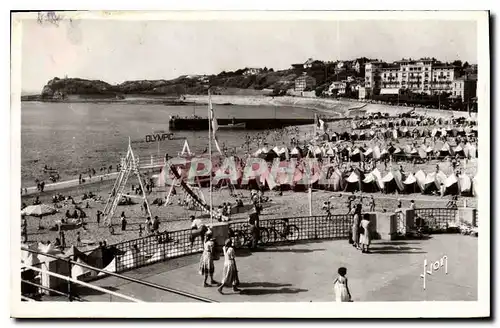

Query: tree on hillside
left=463, top=61, right=470, bottom=69
left=452, top=60, right=463, bottom=67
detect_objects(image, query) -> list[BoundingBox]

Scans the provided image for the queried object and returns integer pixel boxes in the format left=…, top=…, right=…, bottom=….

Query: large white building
left=364, top=58, right=461, bottom=96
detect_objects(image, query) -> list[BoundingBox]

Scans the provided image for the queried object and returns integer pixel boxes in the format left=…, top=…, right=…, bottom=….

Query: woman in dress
left=199, top=232, right=217, bottom=287
left=359, top=213, right=371, bottom=253
left=333, top=267, right=352, bottom=302
left=351, top=204, right=362, bottom=249
left=217, top=239, right=241, bottom=294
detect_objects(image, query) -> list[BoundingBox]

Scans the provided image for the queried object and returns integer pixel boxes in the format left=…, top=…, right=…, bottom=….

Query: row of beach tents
left=253, top=141, right=478, bottom=161
left=339, top=168, right=477, bottom=196
left=330, top=126, right=478, bottom=141
left=352, top=116, right=477, bottom=130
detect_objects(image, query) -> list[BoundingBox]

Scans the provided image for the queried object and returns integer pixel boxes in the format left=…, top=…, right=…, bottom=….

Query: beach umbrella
left=21, top=204, right=57, bottom=229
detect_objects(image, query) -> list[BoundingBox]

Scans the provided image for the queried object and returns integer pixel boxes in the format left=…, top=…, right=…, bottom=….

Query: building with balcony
left=452, top=77, right=477, bottom=102
left=294, top=73, right=317, bottom=92
left=325, top=81, right=347, bottom=96
left=365, top=58, right=462, bottom=96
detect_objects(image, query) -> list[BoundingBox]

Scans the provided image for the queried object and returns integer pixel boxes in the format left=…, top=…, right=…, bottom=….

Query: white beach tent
left=423, top=172, right=438, bottom=194
left=363, top=148, right=373, bottom=158
left=459, top=173, right=472, bottom=195
left=414, top=170, right=427, bottom=192
left=435, top=171, right=448, bottom=189
left=344, top=171, right=361, bottom=192
left=381, top=171, right=403, bottom=193
left=371, top=168, right=384, bottom=190
left=403, top=173, right=419, bottom=193
left=444, top=173, right=460, bottom=196
left=346, top=171, right=359, bottom=183
left=468, top=144, right=477, bottom=159
left=290, top=147, right=302, bottom=158
left=472, top=175, right=478, bottom=196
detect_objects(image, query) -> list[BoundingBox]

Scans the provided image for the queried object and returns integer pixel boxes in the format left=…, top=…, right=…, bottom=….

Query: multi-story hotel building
left=364, top=58, right=461, bottom=96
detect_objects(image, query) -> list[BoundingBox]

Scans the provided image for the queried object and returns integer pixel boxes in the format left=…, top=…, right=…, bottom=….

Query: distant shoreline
left=20, top=94, right=471, bottom=119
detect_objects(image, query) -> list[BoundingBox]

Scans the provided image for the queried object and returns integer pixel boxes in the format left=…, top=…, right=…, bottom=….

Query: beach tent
left=468, top=144, right=477, bottom=159
left=388, top=145, right=396, bottom=154
left=290, top=147, right=303, bottom=158
left=350, top=131, right=358, bottom=141
left=277, top=147, right=290, bottom=160
left=459, top=173, right=472, bottom=195
left=439, top=142, right=452, bottom=157
left=431, top=128, right=438, bottom=137
left=382, top=171, right=403, bottom=193
left=403, top=173, right=419, bottom=193
left=363, top=148, right=373, bottom=158
left=380, top=148, right=389, bottom=160
left=344, top=171, right=361, bottom=192
left=330, top=132, right=338, bottom=142
left=435, top=171, right=447, bottom=189
left=454, top=144, right=465, bottom=157
left=350, top=148, right=362, bottom=162
left=362, top=171, right=378, bottom=192
left=444, top=173, right=460, bottom=196
left=369, top=130, right=376, bottom=138
left=422, top=172, right=438, bottom=194
left=418, top=147, right=428, bottom=160
left=359, top=131, right=366, bottom=140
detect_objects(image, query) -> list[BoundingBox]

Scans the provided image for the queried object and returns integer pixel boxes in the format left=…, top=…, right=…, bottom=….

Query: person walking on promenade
left=351, top=204, right=362, bottom=250
left=333, top=267, right=352, bottom=302
left=199, top=232, right=217, bottom=287
left=359, top=213, right=371, bottom=253
left=217, top=239, right=241, bottom=294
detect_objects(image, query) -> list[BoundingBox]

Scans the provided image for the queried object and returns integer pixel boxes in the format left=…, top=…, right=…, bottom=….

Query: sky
left=20, top=17, right=478, bottom=93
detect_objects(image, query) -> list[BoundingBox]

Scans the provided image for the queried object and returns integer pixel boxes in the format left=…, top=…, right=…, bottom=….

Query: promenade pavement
left=80, top=234, right=477, bottom=302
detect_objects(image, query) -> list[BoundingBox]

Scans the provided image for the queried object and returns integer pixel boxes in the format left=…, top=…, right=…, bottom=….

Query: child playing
left=333, top=267, right=352, bottom=302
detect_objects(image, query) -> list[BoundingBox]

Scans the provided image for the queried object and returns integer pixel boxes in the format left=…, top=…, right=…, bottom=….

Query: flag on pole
left=209, top=93, right=223, bottom=154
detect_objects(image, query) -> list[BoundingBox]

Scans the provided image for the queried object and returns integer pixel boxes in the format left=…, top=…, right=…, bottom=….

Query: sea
left=21, top=101, right=315, bottom=187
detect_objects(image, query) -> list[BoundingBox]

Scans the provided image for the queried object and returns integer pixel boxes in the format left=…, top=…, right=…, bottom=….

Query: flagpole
left=208, top=89, right=213, bottom=224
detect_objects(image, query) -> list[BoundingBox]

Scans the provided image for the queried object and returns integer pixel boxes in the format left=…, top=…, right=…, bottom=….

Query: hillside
left=30, top=63, right=360, bottom=100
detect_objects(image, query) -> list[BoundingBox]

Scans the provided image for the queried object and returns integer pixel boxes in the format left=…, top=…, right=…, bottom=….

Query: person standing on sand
left=333, top=267, right=352, bottom=302
left=96, top=210, right=102, bottom=226
left=199, top=232, right=217, bottom=287
left=120, top=212, right=127, bottom=231
left=217, top=239, right=241, bottom=294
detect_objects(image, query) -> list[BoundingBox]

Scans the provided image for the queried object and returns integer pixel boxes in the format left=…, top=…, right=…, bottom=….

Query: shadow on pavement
left=239, top=287, right=308, bottom=296
left=368, top=246, right=426, bottom=254
left=373, top=241, right=422, bottom=245
left=75, top=285, right=120, bottom=296
left=259, top=248, right=326, bottom=254
left=239, top=282, right=292, bottom=288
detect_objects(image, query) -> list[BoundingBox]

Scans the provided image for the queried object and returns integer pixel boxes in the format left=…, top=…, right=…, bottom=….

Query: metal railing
left=414, top=208, right=458, bottom=230
left=229, top=214, right=354, bottom=248
left=111, top=228, right=201, bottom=272
left=21, top=247, right=217, bottom=303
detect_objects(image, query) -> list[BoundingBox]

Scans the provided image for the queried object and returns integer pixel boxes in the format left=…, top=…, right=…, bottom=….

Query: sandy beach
left=185, top=94, right=475, bottom=119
